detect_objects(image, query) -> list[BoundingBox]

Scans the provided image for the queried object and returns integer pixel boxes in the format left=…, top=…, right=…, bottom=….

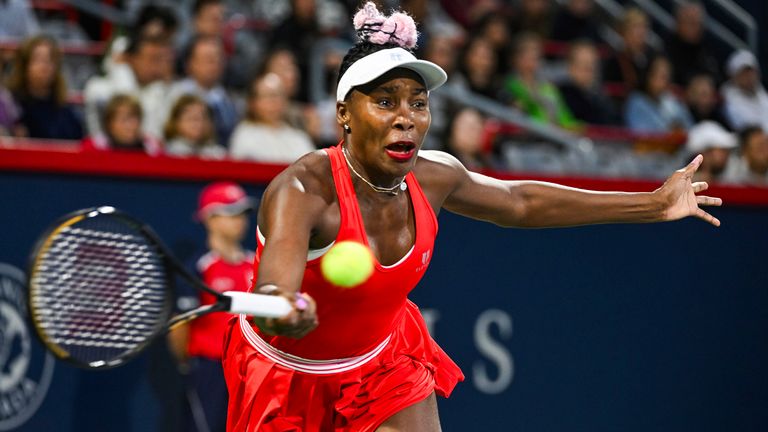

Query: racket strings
left=30, top=215, right=170, bottom=366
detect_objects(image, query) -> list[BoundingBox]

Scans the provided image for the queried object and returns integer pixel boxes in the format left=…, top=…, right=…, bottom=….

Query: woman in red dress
left=222, top=3, right=722, bottom=431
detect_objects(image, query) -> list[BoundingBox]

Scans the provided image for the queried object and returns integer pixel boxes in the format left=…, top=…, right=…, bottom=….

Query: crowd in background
left=0, top=0, right=767, bottom=186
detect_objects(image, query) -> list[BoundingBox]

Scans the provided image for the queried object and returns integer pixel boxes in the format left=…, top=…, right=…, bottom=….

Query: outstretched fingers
left=682, top=154, right=704, bottom=177
left=696, top=208, right=721, bottom=227
left=692, top=181, right=708, bottom=193
left=697, top=195, right=722, bottom=207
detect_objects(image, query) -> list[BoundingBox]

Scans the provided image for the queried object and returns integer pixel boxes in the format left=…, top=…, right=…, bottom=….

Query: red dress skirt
left=222, top=300, right=464, bottom=431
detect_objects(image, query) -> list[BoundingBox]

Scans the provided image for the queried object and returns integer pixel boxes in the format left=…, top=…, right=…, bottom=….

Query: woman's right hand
left=252, top=287, right=318, bottom=339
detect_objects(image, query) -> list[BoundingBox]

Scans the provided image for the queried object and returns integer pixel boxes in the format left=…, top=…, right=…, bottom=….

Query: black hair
left=738, top=125, right=764, bottom=148
left=637, top=54, right=671, bottom=96
left=125, top=34, right=170, bottom=56
left=132, top=4, right=178, bottom=35
left=192, top=0, right=223, bottom=16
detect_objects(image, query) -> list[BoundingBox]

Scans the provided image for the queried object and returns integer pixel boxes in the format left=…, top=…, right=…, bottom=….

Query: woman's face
left=569, top=45, right=598, bottom=88
left=265, top=51, right=300, bottom=98
left=514, top=40, right=542, bottom=77
left=27, top=42, right=56, bottom=89
left=466, top=39, right=496, bottom=79
left=483, top=17, right=509, bottom=47
left=341, top=68, right=431, bottom=180
left=251, top=74, right=287, bottom=125
left=450, top=109, right=484, bottom=155
left=108, top=105, right=141, bottom=145
left=177, top=102, right=210, bottom=142
left=647, top=59, right=671, bottom=96
left=623, top=20, right=648, bottom=52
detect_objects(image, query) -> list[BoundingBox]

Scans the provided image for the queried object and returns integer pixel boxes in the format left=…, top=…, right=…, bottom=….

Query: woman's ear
left=336, top=101, right=350, bottom=128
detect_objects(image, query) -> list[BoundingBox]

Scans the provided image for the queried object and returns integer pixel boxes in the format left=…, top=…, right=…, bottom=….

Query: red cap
left=196, top=181, right=254, bottom=220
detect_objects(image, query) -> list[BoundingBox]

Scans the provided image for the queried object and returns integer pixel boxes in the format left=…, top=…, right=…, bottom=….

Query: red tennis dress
left=222, top=145, right=464, bottom=431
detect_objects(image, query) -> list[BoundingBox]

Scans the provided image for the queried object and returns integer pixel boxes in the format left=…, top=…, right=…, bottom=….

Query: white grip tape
left=223, top=291, right=292, bottom=318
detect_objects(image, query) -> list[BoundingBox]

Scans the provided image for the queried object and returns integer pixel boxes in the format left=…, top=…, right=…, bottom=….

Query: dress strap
left=324, top=144, right=366, bottom=239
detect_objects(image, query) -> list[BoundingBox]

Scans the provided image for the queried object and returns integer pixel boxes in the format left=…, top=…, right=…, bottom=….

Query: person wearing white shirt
left=229, top=73, right=315, bottom=164
left=721, top=49, right=768, bottom=132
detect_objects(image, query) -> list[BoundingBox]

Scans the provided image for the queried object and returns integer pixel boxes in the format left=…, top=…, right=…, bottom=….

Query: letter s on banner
left=472, top=309, right=514, bottom=394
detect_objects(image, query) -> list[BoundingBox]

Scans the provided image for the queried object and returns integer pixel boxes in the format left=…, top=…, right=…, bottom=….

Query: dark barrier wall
left=1, top=149, right=766, bottom=431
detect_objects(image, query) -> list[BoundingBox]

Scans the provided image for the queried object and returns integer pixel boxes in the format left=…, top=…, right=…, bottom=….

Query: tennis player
left=222, top=3, right=722, bottom=431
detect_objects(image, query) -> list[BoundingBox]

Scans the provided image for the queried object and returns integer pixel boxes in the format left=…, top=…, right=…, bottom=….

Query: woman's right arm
left=251, top=155, right=331, bottom=337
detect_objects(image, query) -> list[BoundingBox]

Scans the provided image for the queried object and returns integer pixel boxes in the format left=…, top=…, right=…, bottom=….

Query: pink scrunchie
left=353, top=2, right=418, bottom=49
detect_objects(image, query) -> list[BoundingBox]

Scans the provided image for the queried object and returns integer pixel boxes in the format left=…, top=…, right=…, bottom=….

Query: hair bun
left=352, top=2, right=418, bottom=49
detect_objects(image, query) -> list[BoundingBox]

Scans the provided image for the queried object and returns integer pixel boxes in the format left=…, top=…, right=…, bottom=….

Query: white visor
left=336, top=47, right=447, bottom=102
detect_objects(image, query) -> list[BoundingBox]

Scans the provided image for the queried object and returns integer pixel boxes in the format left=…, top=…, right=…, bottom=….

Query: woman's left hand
left=655, top=154, right=723, bottom=226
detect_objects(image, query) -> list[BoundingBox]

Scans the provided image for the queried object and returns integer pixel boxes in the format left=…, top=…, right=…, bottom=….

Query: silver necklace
left=341, top=146, right=407, bottom=196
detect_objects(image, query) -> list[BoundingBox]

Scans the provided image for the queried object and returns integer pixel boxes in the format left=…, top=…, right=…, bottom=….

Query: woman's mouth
left=384, top=142, right=416, bottom=162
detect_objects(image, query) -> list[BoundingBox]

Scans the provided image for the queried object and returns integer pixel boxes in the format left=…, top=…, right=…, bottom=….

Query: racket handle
left=223, top=291, right=292, bottom=318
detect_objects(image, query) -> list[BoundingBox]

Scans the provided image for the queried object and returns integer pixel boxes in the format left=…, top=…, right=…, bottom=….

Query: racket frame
left=26, top=206, right=232, bottom=369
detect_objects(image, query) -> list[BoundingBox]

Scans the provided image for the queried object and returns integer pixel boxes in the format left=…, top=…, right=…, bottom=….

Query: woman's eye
left=412, top=100, right=427, bottom=109
left=377, top=99, right=392, bottom=107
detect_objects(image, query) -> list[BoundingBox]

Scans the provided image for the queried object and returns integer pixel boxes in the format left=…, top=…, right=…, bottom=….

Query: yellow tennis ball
left=321, top=241, right=375, bottom=288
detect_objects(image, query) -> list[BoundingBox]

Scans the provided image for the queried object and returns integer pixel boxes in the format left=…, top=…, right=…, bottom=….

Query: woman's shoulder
left=266, top=150, right=335, bottom=200
left=414, top=150, right=467, bottom=184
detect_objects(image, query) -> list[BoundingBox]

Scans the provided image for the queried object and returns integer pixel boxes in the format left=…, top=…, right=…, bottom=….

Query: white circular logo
left=0, top=263, right=54, bottom=430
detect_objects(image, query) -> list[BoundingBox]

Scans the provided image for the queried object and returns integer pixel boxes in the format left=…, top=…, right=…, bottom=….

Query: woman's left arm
left=429, top=152, right=722, bottom=228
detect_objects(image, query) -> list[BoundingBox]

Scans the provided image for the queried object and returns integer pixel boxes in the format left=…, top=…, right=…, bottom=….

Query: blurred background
left=0, top=0, right=766, bottom=431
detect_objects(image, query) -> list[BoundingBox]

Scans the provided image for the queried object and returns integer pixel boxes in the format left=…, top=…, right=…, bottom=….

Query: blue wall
left=0, top=171, right=766, bottom=431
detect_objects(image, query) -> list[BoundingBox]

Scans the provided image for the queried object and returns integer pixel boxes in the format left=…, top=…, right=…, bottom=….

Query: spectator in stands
left=179, top=0, right=257, bottom=90
left=170, top=35, right=238, bottom=146
left=664, top=1, right=721, bottom=87
left=551, top=0, right=602, bottom=44
left=0, top=0, right=40, bottom=42
left=557, top=41, right=618, bottom=125
left=262, top=44, right=342, bottom=149
left=452, top=36, right=501, bottom=100
left=257, top=47, right=321, bottom=137
left=503, top=33, right=579, bottom=129
left=7, top=35, right=83, bottom=140
left=685, top=120, right=737, bottom=183
left=723, top=126, right=768, bottom=186
left=84, top=35, right=173, bottom=138
left=603, top=8, right=657, bottom=93
left=422, top=33, right=460, bottom=79
left=82, top=94, right=162, bottom=155
left=509, top=0, right=555, bottom=39
left=164, top=94, right=226, bottom=159
left=103, top=4, right=179, bottom=83
left=685, top=73, right=730, bottom=129
left=420, top=34, right=461, bottom=150
left=624, top=55, right=693, bottom=133
left=0, top=84, right=19, bottom=136
left=229, top=73, right=314, bottom=163
left=444, top=107, right=497, bottom=171
left=470, top=11, right=512, bottom=77
left=269, top=0, right=327, bottom=103
left=177, top=0, right=225, bottom=58
left=260, top=47, right=302, bottom=103
left=721, top=49, right=768, bottom=132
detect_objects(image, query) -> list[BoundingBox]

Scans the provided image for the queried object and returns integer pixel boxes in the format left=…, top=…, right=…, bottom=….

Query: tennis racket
left=27, top=206, right=292, bottom=369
